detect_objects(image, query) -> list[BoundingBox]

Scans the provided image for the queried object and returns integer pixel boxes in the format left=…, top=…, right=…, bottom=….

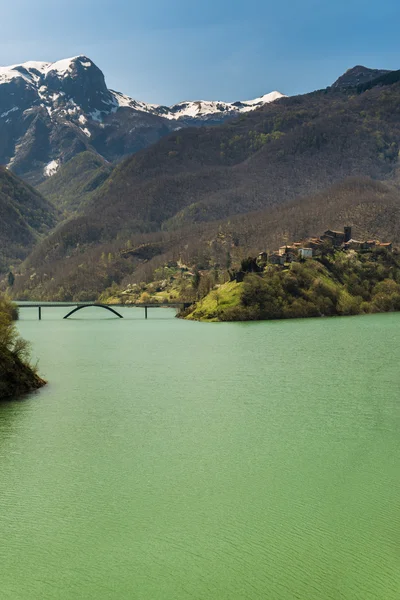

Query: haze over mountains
left=1, top=60, right=400, bottom=300
left=0, top=55, right=284, bottom=184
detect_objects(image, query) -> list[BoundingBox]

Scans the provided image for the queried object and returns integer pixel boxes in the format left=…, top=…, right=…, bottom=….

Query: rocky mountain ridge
left=0, top=55, right=284, bottom=184
left=331, top=65, right=392, bottom=89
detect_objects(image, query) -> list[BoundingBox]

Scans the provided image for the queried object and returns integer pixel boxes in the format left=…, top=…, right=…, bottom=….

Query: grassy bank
left=184, top=281, right=244, bottom=322
left=0, top=297, right=46, bottom=400
left=184, top=250, right=400, bottom=322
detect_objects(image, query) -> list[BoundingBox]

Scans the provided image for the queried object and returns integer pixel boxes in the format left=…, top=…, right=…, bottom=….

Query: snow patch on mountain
left=1, top=106, right=19, bottom=118
left=110, top=89, right=285, bottom=121
left=161, top=100, right=232, bottom=120
left=110, top=90, right=159, bottom=113
left=20, top=61, right=50, bottom=72
left=89, top=109, right=103, bottom=122
left=235, top=91, right=285, bottom=111
left=44, top=160, right=59, bottom=177
left=0, top=56, right=93, bottom=86
left=43, top=57, right=82, bottom=78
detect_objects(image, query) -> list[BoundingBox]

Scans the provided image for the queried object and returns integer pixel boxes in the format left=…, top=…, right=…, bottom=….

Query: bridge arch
left=63, top=304, right=123, bottom=319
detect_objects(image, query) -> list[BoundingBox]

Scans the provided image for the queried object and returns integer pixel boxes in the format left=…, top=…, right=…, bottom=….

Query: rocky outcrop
left=0, top=347, right=46, bottom=400
left=331, top=65, right=392, bottom=89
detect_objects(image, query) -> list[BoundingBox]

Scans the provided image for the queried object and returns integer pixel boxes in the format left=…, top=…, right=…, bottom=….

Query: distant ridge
left=0, top=55, right=284, bottom=184
left=331, top=65, right=392, bottom=89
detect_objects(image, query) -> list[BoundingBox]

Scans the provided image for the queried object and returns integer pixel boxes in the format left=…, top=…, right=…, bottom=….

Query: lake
left=1, top=307, right=399, bottom=599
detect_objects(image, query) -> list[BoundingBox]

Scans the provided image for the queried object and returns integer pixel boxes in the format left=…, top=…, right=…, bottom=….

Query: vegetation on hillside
left=37, top=80, right=400, bottom=243
left=0, top=296, right=45, bottom=399
left=185, top=248, right=400, bottom=322
left=37, top=151, right=112, bottom=214
left=3, top=66, right=400, bottom=303
left=0, top=167, right=58, bottom=271
left=9, top=176, right=400, bottom=301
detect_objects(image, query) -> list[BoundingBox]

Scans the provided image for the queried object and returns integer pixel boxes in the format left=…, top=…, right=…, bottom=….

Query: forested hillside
left=0, top=55, right=282, bottom=185
left=6, top=67, right=400, bottom=300
left=37, top=151, right=112, bottom=214
left=0, top=167, right=58, bottom=272
left=10, top=177, right=400, bottom=300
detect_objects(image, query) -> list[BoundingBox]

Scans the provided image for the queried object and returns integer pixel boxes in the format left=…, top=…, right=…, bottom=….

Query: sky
left=1, top=0, right=400, bottom=105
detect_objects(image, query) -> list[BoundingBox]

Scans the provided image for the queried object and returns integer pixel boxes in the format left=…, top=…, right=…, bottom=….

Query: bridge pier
left=145, top=306, right=148, bottom=319
left=38, top=306, right=41, bottom=321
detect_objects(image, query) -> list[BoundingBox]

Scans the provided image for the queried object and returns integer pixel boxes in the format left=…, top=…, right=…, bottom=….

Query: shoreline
left=0, top=348, right=46, bottom=400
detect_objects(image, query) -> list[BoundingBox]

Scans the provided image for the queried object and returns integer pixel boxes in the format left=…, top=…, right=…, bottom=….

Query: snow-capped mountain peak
left=111, top=90, right=285, bottom=121
left=0, top=56, right=95, bottom=84
left=43, top=56, right=93, bottom=78
left=0, top=62, right=47, bottom=84
left=0, top=55, right=285, bottom=183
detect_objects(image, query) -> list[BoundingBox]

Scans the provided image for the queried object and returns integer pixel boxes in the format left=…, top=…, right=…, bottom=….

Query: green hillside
left=37, top=151, right=112, bottom=214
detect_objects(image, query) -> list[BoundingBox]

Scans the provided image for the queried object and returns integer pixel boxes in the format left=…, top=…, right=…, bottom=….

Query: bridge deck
left=15, top=301, right=192, bottom=320
left=16, top=302, right=189, bottom=308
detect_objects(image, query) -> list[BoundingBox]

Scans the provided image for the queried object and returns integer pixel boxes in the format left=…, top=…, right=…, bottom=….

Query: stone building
left=268, top=253, right=285, bottom=265
left=321, top=227, right=352, bottom=247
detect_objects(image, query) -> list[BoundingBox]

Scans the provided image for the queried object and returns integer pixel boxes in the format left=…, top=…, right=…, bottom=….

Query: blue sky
left=2, top=0, right=400, bottom=105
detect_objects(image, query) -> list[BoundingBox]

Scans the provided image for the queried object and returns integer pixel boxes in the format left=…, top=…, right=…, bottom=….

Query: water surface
left=1, top=307, right=399, bottom=599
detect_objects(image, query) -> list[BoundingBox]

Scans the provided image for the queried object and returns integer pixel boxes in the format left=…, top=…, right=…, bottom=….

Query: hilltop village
left=102, top=226, right=396, bottom=314
left=184, top=226, right=399, bottom=322
left=263, top=227, right=393, bottom=266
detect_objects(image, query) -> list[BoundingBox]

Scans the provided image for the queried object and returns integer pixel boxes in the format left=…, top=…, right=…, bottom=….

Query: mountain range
left=0, top=55, right=284, bottom=184
left=1, top=61, right=400, bottom=300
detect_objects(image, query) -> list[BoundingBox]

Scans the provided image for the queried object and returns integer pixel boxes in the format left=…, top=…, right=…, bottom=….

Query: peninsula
left=183, top=227, right=400, bottom=322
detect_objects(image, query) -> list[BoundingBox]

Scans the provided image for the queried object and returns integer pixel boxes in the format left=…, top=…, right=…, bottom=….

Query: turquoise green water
left=1, top=307, right=400, bottom=599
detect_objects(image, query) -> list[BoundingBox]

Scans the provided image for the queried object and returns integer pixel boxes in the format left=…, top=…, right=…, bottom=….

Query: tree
left=192, top=268, right=201, bottom=291
left=7, top=271, right=15, bottom=287
left=241, top=257, right=262, bottom=273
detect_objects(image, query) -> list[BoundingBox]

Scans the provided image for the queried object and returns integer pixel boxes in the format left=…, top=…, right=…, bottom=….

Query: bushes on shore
left=0, top=296, right=45, bottom=399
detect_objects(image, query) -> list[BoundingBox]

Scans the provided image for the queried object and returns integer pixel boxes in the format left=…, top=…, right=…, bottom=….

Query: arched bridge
left=16, top=301, right=192, bottom=320
left=63, top=304, right=123, bottom=319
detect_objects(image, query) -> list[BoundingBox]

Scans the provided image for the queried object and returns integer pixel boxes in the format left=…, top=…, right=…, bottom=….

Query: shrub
left=337, top=290, right=362, bottom=315
left=0, top=297, right=19, bottom=321
left=311, top=277, right=339, bottom=304
left=241, top=274, right=283, bottom=319
left=282, top=298, right=320, bottom=319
